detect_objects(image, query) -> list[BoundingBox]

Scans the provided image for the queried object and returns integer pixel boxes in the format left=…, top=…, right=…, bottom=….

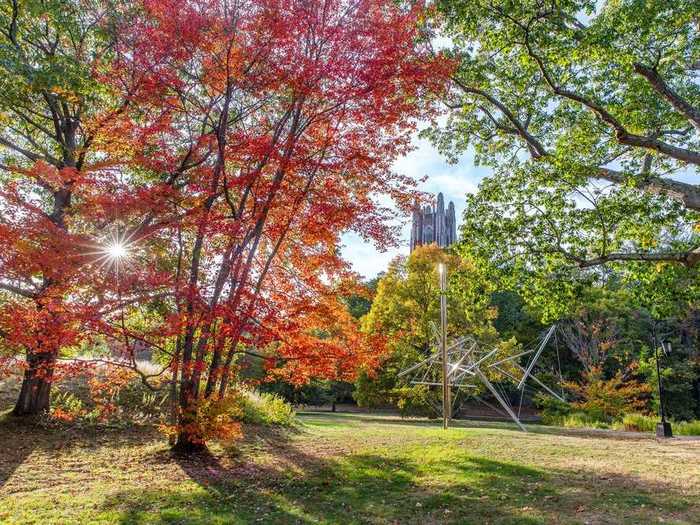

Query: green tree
left=426, top=0, right=700, bottom=290
left=356, top=244, right=515, bottom=415
left=636, top=312, right=700, bottom=421
left=343, top=276, right=380, bottom=320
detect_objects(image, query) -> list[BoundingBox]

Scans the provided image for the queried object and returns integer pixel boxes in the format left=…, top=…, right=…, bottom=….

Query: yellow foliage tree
left=357, top=244, right=518, bottom=415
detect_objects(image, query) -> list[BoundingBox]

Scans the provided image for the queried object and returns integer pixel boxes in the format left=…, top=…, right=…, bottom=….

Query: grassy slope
left=1, top=412, right=699, bottom=525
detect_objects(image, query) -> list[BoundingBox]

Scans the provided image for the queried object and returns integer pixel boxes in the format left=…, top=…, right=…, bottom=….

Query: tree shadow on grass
left=2, top=410, right=696, bottom=524
left=101, top=453, right=544, bottom=524
left=98, top=428, right=698, bottom=525
left=0, top=413, right=41, bottom=489
left=0, top=411, right=163, bottom=492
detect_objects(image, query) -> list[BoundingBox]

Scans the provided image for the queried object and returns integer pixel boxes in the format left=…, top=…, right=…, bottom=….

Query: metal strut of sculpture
left=398, top=324, right=563, bottom=431
left=409, top=192, right=457, bottom=252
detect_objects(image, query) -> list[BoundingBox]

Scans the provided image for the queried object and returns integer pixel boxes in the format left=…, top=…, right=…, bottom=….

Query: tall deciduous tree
left=0, top=0, right=141, bottom=415
left=428, top=0, right=699, bottom=284
left=357, top=244, right=515, bottom=414
left=102, top=0, right=451, bottom=452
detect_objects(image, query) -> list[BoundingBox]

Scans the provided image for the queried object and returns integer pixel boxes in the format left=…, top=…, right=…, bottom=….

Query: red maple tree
left=0, top=1, right=451, bottom=451
left=99, top=0, right=451, bottom=451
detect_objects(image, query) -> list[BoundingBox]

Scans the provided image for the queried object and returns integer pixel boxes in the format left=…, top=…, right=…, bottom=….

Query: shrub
left=565, top=368, right=651, bottom=423
left=675, top=420, right=700, bottom=436
left=562, top=412, right=610, bottom=429
left=50, top=390, right=87, bottom=421
left=159, top=394, right=243, bottom=445
left=88, top=367, right=169, bottom=424
left=534, top=393, right=571, bottom=425
left=240, top=391, right=295, bottom=426
left=617, top=413, right=657, bottom=432
left=161, top=390, right=294, bottom=443
left=45, top=364, right=171, bottom=427
left=608, top=415, right=700, bottom=435
left=392, top=384, right=436, bottom=418
left=195, top=395, right=243, bottom=442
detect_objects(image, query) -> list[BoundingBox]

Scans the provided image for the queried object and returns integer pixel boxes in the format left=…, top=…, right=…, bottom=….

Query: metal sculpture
left=398, top=320, right=563, bottom=432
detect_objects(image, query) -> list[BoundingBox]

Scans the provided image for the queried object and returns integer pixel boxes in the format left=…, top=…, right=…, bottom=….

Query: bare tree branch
left=596, top=167, right=700, bottom=211
left=452, top=77, right=548, bottom=158
left=577, top=250, right=699, bottom=268
left=524, top=39, right=700, bottom=166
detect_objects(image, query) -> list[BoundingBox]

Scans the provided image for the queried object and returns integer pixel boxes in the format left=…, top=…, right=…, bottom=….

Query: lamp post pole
left=439, top=263, right=450, bottom=430
left=653, top=326, right=673, bottom=438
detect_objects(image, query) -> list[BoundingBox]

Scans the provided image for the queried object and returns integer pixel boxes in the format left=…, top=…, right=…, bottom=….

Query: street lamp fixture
left=655, top=339, right=673, bottom=438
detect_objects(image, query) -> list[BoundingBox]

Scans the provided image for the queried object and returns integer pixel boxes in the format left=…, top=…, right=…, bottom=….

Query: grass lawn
left=1, top=411, right=699, bottom=524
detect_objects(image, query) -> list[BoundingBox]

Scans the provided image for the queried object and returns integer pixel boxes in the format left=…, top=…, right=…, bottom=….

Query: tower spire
left=409, top=192, right=458, bottom=252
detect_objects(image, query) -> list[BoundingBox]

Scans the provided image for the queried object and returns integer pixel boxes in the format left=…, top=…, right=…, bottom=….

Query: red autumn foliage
left=0, top=0, right=452, bottom=452
left=99, top=0, right=452, bottom=451
left=0, top=1, right=176, bottom=415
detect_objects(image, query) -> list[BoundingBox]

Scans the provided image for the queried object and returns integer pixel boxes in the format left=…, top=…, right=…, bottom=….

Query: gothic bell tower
left=410, top=192, right=457, bottom=252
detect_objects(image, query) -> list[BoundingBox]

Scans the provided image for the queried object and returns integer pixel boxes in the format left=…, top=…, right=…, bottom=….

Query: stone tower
left=409, top=192, right=457, bottom=252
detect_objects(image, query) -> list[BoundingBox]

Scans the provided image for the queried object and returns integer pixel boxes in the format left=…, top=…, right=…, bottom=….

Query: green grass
left=1, top=411, right=699, bottom=524
left=676, top=420, right=700, bottom=436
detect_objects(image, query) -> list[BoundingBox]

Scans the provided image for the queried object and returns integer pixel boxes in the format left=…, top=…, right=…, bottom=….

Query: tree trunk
left=172, top=368, right=208, bottom=454
left=12, top=350, right=56, bottom=416
left=168, top=338, right=182, bottom=446
left=173, top=403, right=208, bottom=453
left=172, top=429, right=208, bottom=455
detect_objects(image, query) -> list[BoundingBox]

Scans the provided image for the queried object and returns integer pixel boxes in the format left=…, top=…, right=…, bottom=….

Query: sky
left=340, top=132, right=491, bottom=279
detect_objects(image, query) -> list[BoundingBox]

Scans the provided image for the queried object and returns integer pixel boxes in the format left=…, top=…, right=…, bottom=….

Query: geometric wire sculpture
left=398, top=323, right=563, bottom=432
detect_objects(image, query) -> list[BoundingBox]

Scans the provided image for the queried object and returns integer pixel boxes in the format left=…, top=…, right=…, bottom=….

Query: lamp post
left=438, top=263, right=450, bottom=430
left=653, top=327, right=673, bottom=438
